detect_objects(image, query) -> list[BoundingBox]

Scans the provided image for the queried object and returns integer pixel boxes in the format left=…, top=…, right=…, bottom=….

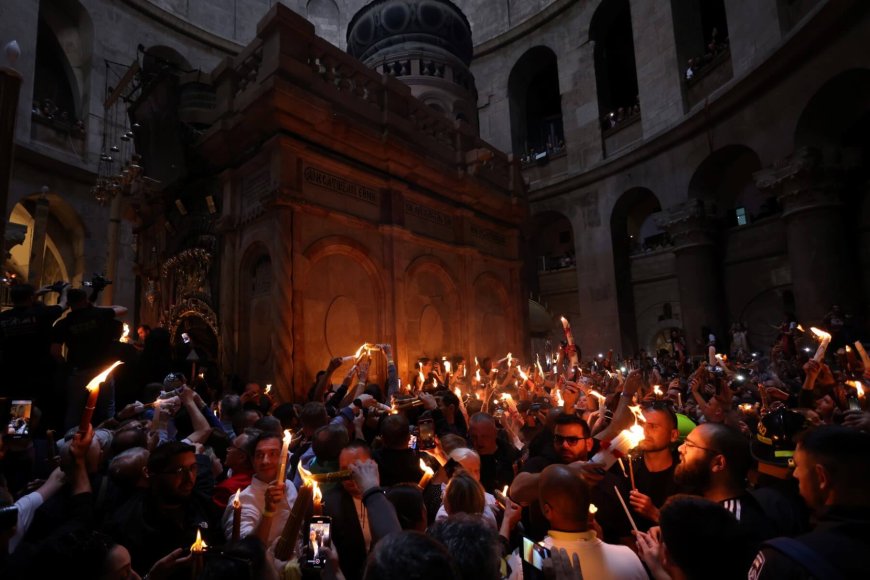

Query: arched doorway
left=508, top=46, right=565, bottom=161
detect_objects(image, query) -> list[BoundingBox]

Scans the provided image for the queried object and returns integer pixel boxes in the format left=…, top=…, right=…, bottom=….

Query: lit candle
left=854, top=341, right=870, bottom=372
left=264, top=384, right=272, bottom=396
left=501, top=393, right=518, bottom=414
left=231, top=488, right=242, bottom=542
left=589, top=503, right=598, bottom=516
left=653, top=384, right=663, bottom=399
left=277, top=430, right=292, bottom=485
left=275, top=468, right=314, bottom=560
left=190, top=527, right=207, bottom=579
left=120, top=323, right=130, bottom=343
left=79, top=361, right=123, bottom=433
left=810, top=327, right=831, bottom=363
left=418, top=458, right=434, bottom=489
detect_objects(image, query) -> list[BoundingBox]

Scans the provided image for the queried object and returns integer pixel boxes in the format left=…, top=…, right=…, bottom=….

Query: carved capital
left=754, top=147, right=844, bottom=218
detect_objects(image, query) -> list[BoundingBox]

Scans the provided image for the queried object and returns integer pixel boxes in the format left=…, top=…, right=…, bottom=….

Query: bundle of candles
left=274, top=464, right=323, bottom=561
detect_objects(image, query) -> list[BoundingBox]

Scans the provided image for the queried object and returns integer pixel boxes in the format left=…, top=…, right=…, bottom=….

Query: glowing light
left=847, top=381, right=865, bottom=398
left=232, top=488, right=241, bottom=508
left=190, top=528, right=207, bottom=552
left=589, top=503, right=598, bottom=515
left=86, top=360, right=124, bottom=393
left=588, top=390, right=606, bottom=402
left=120, top=323, right=130, bottom=343
left=653, top=385, right=663, bottom=397
left=265, top=384, right=272, bottom=395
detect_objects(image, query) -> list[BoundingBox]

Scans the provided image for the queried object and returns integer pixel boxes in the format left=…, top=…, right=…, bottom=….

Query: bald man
left=539, top=464, right=646, bottom=579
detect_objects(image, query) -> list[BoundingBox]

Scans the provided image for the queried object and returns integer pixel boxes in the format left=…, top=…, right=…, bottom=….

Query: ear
left=585, top=437, right=594, bottom=452
left=814, top=463, right=830, bottom=492
left=669, top=429, right=680, bottom=444
left=711, top=454, right=727, bottom=474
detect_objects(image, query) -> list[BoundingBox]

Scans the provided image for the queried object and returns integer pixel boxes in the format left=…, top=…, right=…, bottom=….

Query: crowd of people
left=0, top=280, right=869, bottom=579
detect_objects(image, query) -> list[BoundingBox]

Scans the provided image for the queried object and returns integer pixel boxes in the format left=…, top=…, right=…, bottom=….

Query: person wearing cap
left=675, top=423, right=780, bottom=549
left=748, top=425, right=870, bottom=579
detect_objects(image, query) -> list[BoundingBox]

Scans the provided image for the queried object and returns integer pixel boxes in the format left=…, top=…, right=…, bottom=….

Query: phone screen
left=7, top=400, right=32, bottom=437
left=522, top=538, right=551, bottom=570
left=306, top=517, right=332, bottom=568
left=418, top=418, right=435, bottom=449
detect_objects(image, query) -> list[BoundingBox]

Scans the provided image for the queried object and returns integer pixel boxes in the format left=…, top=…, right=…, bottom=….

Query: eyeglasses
left=682, top=438, right=720, bottom=455
left=553, top=435, right=590, bottom=445
left=161, top=464, right=198, bottom=477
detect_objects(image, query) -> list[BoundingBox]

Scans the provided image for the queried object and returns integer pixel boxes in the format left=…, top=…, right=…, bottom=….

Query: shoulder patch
left=748, top=551, right=765, bottom=580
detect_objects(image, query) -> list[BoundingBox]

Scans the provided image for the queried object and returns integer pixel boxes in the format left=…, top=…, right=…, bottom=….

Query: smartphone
left=522, top=538, right=552, bottom=570
left=6, top=400, right=32, bottom=438
left=408, top=434, right=418, bottom=450
left=305, top=516, right=332, bottom=568
left=418, top=418, right=435, bottom=450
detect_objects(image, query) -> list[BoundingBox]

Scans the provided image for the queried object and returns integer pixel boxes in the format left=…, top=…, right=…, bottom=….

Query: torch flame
left=810, top=327, right=831, bottom=341
left=86, top=360, right=124, bottom=393
left=419, top=458, right=434, bottom=477
left=232, top=488, right=241, bottom=508
left=190, top=528, right=207, bottom=552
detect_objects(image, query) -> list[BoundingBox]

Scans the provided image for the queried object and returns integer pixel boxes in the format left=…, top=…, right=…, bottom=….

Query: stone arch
left=5, top=192, right=86, bottom=293
left=670, top=0, right=730, bottom=83
left=472, top=271, right=511, bottom=359
left=301, top=236, right=385, bottom=382
left=590, top=0, right=639, bottom=127
left=405, top=255, right=461, bottom=362
left=610, top=187, right=663, bottom=354
left=508, top=46, right=564, bottom=157
left=307, top=0, right=342, bottom=47
left=688, top=145, right=768, bottom=226
left=34, top=0, right=93, bottom=122
left=238, top=241, right=273, bottom=383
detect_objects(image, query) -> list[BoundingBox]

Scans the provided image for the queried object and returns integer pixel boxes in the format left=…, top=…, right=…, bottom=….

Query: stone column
left=755, top=148, right=855, bottom=325
left=657, top=199, right=725, bottom=355
left=271, top=204, right=296, bottom=401
left=27, top=192, right=50, bottom=286
left=0, top=67, right=23, bottom=258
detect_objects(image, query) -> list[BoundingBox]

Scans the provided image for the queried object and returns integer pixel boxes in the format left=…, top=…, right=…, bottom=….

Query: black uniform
left=0, top=302, right=63, bottom=401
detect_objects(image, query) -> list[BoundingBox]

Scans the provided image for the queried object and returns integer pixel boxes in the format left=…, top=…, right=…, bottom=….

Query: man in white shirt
left=222, top=430, right=297, bottom=544
left=539, top=464, right=646, bottom=580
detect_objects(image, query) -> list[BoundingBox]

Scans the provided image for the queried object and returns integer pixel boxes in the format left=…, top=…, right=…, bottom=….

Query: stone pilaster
left=656, top=199, right=725, bottom=355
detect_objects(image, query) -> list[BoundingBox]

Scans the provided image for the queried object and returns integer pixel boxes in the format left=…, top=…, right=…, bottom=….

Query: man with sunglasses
left=675, top=423, right=778, bottom=548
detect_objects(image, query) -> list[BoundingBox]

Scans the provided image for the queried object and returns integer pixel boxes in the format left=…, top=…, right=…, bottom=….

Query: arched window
left=508, top=47, right=564, bottom=160
left=590, top=0, right=640, bottom=132
left=689, top=145, right=767, bottom=227
left=307, top=0, right=342, bottom=47
left=672, top=0, right=731, bottom=106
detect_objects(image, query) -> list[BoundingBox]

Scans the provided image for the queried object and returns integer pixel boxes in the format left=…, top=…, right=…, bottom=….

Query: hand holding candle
left=79, top=360, right=124, bottom=433
left=418, top=458, right=434, bottom=488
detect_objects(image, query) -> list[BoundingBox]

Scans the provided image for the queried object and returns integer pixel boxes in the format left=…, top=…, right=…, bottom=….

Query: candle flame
left=588, top=390, right=606, bottom=402
left=501, top=393, right=512, bottom=402
left=847, top=381, right=865, bottom=398
left=629, top=404, right=646, bottom=425
left=797, top=324, right=805, bottom=332
left=475, top=368, right=481, bottom=383
left=474, top=391, right=481, bottom=400
left=846, top=345, right=852, bottom=353
left=443, top=359, right=451, bottom=374
left=419, top=458, right=434, bottom=477
left=589, top=503, right=598, bottom=515
left=283, top=429, right=293, bottom=446
left=653, top=384, right=663, bottom=397
left=265, top=384, right=272, bottom=395
left=518, top=367, right=529, bottom=381
left=233, top=488, right=241, bottom=508
left=354, top=343, right=367, bottom=359
left=313, top=481, right=322, bottom=504
left=120, top=323, right=130, bottom=343
left=810, top=327, right=831, bottom=341
left=555, top=389, right=564, bottom=407
left=86, top=360, right=124, bottom=393
left=190, top=528, right=207, bottom=552
left=298, top=463, right=314, bottom=487
left=560, top=316, right=568, bottom=326
left=454, top=387, right=462, bottom=400
left=506, top=352, right=513, bottom=368
left=624, top=424, right=645, bottom=449
left=739, top=403, right=753, bottom=412
left=502, top=485, right=508, bottom=496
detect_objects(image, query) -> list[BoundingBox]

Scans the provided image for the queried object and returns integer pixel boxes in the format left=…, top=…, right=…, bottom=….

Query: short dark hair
left=797, top=425, right=870, bottom=489
left=386, top=483, right=426, bottom=531
left=704, top=424, right=751, bottom=486
left=9, top=284, right=35, bottom=304
left=553, top=413, right=591, bottom=437
left=642, top=400, right=678, bottom=430
left=312, top=424, right=349, bottom=461
left=148, top=441, right=195, bottom=474
left=381, top=414, right=410, bottom=448
left=300, top=402, right=329, bottom=430
left=429, top=514, right=500, bottom=580
left=443, top=472, right=485, bottom=516
left=659, top=495, right=754, bottom=580
left=363, top=531, right=459, bottom=580
left=67, top=288, right=88, bottom=306
left=252, top=415, right=282, bottom=435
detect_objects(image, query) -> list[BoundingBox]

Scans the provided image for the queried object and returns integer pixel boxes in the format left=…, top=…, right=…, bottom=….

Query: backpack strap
left=763, top=537, right=841, bottom=580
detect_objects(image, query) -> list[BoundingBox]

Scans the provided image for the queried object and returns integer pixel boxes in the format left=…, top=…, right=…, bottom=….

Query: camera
left=83, top=274, right=112, bottom=291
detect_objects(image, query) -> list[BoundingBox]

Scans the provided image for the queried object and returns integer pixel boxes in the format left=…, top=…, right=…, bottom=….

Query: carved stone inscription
left=304, top=166, right=378, bottom=205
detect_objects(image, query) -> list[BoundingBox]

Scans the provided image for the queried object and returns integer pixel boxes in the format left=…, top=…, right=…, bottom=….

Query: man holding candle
left=222, top=429, right=297, bottom=545
left=538, top=464, right=646, bottom=579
